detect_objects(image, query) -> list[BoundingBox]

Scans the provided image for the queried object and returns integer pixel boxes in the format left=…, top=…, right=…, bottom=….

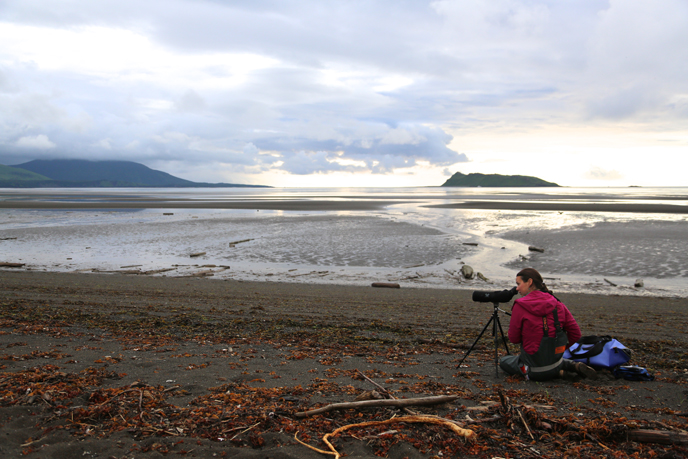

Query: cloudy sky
left=1, top=1, right=686, bottom=187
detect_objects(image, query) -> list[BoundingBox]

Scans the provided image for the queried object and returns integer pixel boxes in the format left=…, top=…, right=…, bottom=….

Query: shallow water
left=0, top=186, right=686, bottom=297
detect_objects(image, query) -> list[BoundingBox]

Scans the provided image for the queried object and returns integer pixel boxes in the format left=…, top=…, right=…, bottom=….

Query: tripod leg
left=489, top=303, right=510, bottom=378
left=456, top=315, right=494, bottom=369
left=495, top=314, right=510, bottom=355
left=493, top=310, right=499, bottom=378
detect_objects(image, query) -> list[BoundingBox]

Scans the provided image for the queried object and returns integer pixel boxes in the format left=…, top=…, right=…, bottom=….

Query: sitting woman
left=500, top=268, right=597, bottom=381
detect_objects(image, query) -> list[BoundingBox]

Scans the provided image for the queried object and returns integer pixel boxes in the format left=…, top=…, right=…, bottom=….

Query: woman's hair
left=517, top=268, right=553, bottom=294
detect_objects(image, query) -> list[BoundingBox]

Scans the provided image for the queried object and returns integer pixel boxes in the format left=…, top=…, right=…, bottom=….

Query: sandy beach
left=1, top=271, right=687, bottom=458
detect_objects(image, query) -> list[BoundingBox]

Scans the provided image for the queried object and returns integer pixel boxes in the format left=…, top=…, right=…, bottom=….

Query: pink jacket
left=507, top=290, right=582, bottom=355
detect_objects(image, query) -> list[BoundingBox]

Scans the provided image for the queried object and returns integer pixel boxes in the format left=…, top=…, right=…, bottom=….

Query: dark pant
left=499, top=354, right=573, bottom=381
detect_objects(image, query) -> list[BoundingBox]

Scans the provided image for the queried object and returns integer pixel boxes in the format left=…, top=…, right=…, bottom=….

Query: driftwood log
left=628, top=429, right=688, bottom=445
left=371, top=282, right=400, bottom=289
left=185, top=270, right=215, bottom=278
left=0, top=262, right=25, bottom=268
left=229, top=238, right=253, bottom=246
left=294, top=395, right=458, bottom=418
left=141, top=268, right=177, bottom=275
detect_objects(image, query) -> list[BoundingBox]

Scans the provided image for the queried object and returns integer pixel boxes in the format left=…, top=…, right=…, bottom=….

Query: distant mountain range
left=1, top=160, right=559, bottom=188
left=442, top=171, right=559, bottom=187
left=0, top=159, right=268, bottom=188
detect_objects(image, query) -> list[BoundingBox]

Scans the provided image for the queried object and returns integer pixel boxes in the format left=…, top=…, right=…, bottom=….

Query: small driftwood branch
left=294, top=395, right=458, bottom=418
left=516, top=408, right=534, bottom=441
left=229, top=422, right=260, bottom=442
left=604, top=278, right=617, bottom=286
left=96, top=388, right=142, bottom=407
left=356, top=369, right=418, bottom=415
left=356, top=369, right=391, bottom=397
left=467, top=402, right=556, bottom=411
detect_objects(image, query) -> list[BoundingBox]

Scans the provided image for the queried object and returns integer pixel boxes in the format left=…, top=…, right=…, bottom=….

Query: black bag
left=613, top=365, right=655, bottom=381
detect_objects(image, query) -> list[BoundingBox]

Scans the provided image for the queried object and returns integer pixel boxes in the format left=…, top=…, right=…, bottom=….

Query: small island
left=441, top=171, right=559, bottom=187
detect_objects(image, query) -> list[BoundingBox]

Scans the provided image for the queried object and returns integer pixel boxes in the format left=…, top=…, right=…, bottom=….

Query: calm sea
left=1, top=186, right=686, bottom=297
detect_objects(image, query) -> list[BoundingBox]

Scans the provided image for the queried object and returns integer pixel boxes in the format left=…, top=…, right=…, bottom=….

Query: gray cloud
left=175, top=90, right=206, bottom=113
left=278, top=151, right=362, bottom=175
left=0, top=0, right=686, bottom=185
left=251, top=124, right=467, bottom=174
left=583, top=0, right=688, bottom=120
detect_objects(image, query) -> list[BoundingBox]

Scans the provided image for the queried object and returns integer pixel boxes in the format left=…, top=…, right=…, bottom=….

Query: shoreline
left=2, top=189, right=687, bottom=300
left=1, top=264, right=683, bottom=299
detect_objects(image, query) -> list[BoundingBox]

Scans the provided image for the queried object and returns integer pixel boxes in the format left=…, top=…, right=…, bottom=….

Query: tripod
left=457, top=302, right=511, bottom=377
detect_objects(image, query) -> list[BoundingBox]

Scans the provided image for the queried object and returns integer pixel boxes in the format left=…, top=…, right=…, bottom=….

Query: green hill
left=15, top=159, right=197, bottom=187
left=442, top=172, right=559, bottom=187
left=3, top=159, right=267, bottom=188
left=0, top=164, right=51, bottom=182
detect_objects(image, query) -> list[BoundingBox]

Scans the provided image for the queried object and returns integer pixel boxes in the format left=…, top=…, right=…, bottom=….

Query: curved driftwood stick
left=295, top=415, right=474, bottom=459
left=294, top=395, right=459, bottom=418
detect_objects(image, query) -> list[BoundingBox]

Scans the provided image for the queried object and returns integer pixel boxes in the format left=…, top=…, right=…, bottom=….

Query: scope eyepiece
left=472, top=286, right=517, bottom=303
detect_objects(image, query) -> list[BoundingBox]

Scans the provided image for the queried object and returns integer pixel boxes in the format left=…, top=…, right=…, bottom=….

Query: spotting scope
left=471, top=287, right=518, bottom=303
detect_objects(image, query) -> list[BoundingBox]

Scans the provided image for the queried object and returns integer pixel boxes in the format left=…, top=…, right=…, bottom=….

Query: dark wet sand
left=1, top=189, right=686, bottom=213
left=0, top=199, right=395, bottom=211
left=0, top=199, right=685, bottom=213
left=427, top=201, right=688, bottom=214
left=1, top=271, right=688, bottom=458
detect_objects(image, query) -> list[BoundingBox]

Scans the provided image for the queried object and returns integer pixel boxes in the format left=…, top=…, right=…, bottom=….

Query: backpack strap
left=542, top=307, right=563, bottom=337
left=552, top=307, right=563, bottom=331
left=568, top=336, right=612, bottom=358
left=578, top=335, right=612, bottom=345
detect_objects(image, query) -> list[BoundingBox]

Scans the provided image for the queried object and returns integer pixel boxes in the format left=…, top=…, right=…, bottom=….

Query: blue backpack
left=563, top=335, right=631, bottom=369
